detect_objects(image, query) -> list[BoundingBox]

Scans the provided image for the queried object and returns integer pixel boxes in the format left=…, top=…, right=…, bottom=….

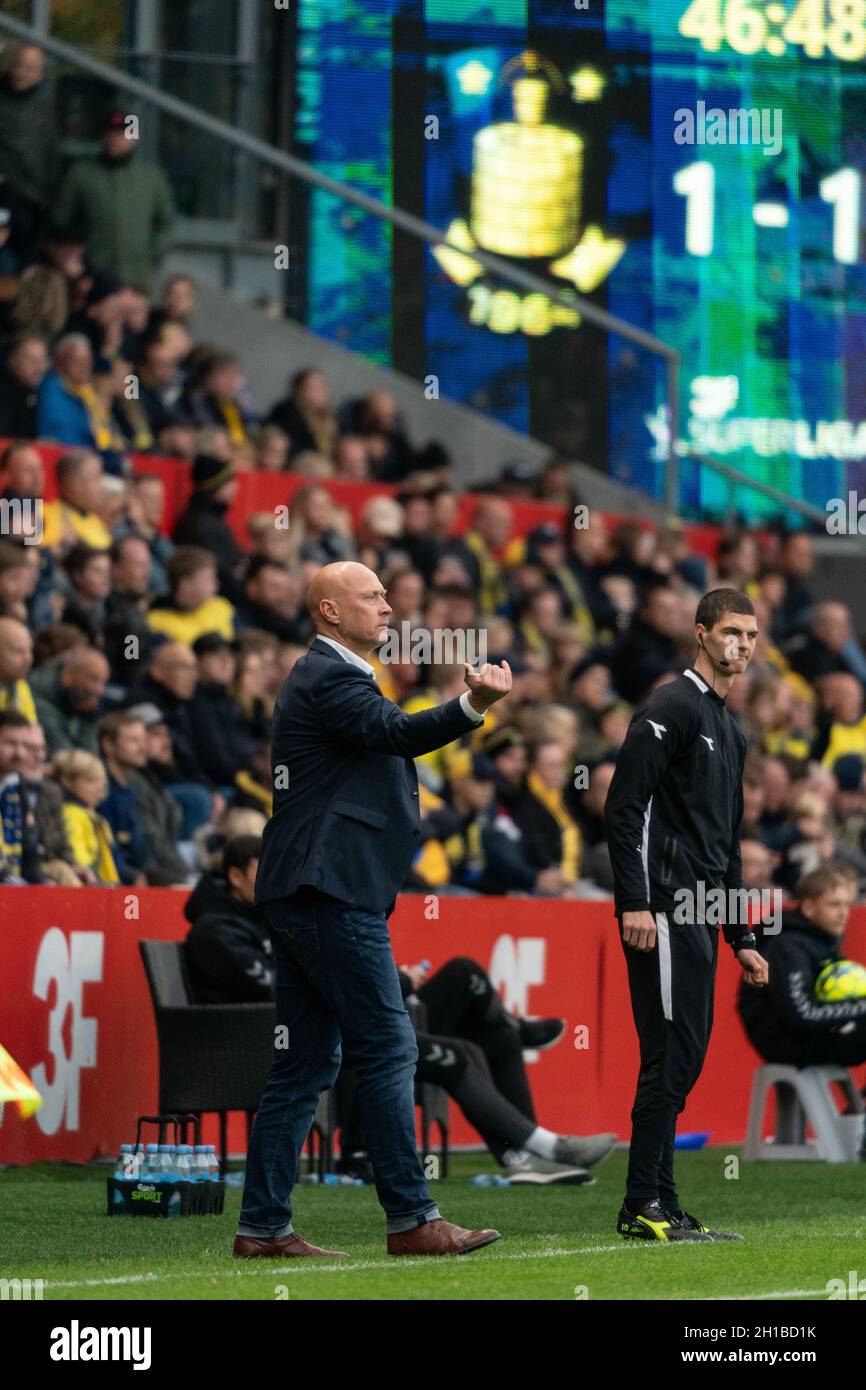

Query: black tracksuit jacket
left=604, top=665, right=749, bottom=948
left=738, top=909, right=866, bottom=1061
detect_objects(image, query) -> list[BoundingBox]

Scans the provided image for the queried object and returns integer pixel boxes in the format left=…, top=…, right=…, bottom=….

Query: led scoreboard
left=294, top=0, right=866, bottom=519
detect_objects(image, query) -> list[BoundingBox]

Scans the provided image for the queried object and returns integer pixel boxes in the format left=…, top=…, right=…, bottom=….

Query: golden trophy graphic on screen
left=433, top=50, right=626, bottom=336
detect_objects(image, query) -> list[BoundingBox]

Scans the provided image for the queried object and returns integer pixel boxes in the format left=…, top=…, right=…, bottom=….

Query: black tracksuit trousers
left=619, top=913, right=718, bottom=1209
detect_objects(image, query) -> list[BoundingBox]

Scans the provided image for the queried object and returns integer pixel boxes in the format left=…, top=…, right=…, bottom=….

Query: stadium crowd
left=0, top=40, right=865, bottom=912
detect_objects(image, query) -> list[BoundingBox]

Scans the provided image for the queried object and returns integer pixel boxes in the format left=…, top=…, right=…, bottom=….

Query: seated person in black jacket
left=738, top=861, right=866, bottom=1067
left=184, top=835, right=274, bottom=1004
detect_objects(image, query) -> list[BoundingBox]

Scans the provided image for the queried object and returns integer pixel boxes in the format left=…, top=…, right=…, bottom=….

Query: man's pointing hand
left=464, top=659, right=512, bottom=713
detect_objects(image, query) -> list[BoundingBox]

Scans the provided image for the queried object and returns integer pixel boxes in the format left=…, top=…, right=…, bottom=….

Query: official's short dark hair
left=222, top=834, right=262, bottom=877
left=694, top=587, right=755, bottom=631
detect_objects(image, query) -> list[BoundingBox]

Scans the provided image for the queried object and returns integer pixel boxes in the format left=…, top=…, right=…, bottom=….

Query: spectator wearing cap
left=41, top=449, right=113, bottom=553
left=125, top=702, right=187, bottom=883
left=171, top=455, right=245, bottom=597
left=443, top=496, right=512, bottom=616
left=189, top=633, right=258, bottom=790
left=180, top=351, right=257, bottom=446
left=147, top=546, right=234, bottom=647
left=7, top=229, right=85, bottom=340
left=36, top=335, right=125, bottom=458
left=96, top=710, right=150, bottom=885
left=30, top=645, right=109, bottom=755
left=0, top=334, right=47, bottom=437
left=267, top=368, right=338, bottom=461
left=61, top=543, right=112, bottom=646
left=52, top=109, right=174, bottom=291
left=0, top=45, right=57, bottom=256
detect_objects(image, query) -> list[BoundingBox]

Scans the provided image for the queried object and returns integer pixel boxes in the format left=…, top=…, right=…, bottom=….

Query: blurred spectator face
left=113, top=537, right=151, bottom=595
left=18, top=723, right=48, bottom=781
left=742, top=776, right=765, bottom=827
left=333, top=437, right=368, bottom=481
left=198, top=646, right=236, bottom=687
left=145, top=721, right=173, bottom=765
left=493, top=743, right=527, bottom=787
left=303, top=487, right=335, bottom=535
left=822, top=672, right=863, bottom=723
left=782, top=533, right=813, bottom=578
left=532, top=742, right=567, bottom=790
left=0, top=618, right=33, bottom=683
left=740, top=839, right=774, bottom=891
left=801, top=882, right=856, bottom=937
left=447, top=593, right=477, bottom=630
left=157, top=424, right=196, bottom=459
left=48, top=238, right=85, bottom=277
left=296, top=371, right=330, bottom=412
left=124, top=289, right=151, bottom=335
left=103, top=126, right=138, bottom=160
left=431, top=490, right=458, bottom=538
left=163, top=276, right=195, bottom=322
left=90, top=290, right=126, bottom=330
left=2, top=444, right=43, bottom=496
left=8, top=337, right=47, bottom=389
left=205, top=358, right=243, bottom=400
left=722, top=535, right=759, bottom=581
left=472, top=498, right=512, bottom=549
left=73, top=552, right=111, bottom=601
left=151, top=644, right=197, bottom=700
left=452, top=771, right=495, bottom=813
left=365, top=390, right=397, bottom=430
left=230, top=443, right=256, bottom=472
left=598, top=703, right=630, bottom=749
left=599, top=573, right=636, bottom=618
left=746, top=684, right=777, bottom=733
left=106, top=719, right=148, bottom=771
left=759, top=571, right=785, bottom=611
left=0, top=722, right=29, bottom=776
left=96, top=479, right=127, bottom=531
left=257, top=429, right=289, bottom=472
left=537, top=460, right=570, bottom=501
left=56, top=339, right=93, bottom=387
left=643, top=586, right=680, bottom=636
left=584, top=761, right=615, bottom=817
left=70, top=764, right=108, bottom=809
left=812, top=602, right=851, bottom=652
left=571, top=512, right=609, bottom=564
left=8, top=45, right=44, bottom=93
left=402, top=496, right=432, bottom=536
left=134, top=476, right=165, bottom=530
left=362, top=495, right=403, bottom=542
left=761, top=759, right=791, bottom=815
left=275, top=642, right=305, bottom=687
left=0, top=553, right=33, bottom=623
left=61, top=651, right=109, bottom=711
left=142, top=342, right=178, bottom=387
left=247, top=563, right=296, bottom=615
left=178, top=561, right=217, bottom=609
left=236, top=650, right=266, bottom=699
left=529, top=588, right=563, bottom=638
left=571, top=664, right=611, bottom=711
left=512, top=563, right=545, bottom=600
left=388, top=571, right=424, bottom=621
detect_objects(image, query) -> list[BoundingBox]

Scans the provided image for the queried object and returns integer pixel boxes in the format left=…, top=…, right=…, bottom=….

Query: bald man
left=236, top=562, right=511, bottom=1260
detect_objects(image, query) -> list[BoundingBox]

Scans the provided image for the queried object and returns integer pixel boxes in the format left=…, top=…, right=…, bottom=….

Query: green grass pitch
left=2, top=1151, right=862, bottom=1301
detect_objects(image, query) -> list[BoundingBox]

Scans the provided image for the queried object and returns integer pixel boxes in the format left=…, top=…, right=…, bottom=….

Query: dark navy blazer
left=255, top=637, right=481, bottom=915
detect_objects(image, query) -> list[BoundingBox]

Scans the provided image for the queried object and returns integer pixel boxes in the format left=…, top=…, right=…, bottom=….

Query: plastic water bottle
left=158, top=1144, right=175, bottom=1182
left=205, top=1144, right=220, bottom=1181
left=193, top=1145, right=209, bottom=1181
left=176, top=1145, right=193, bottom=1182
left=141, top=1143, right=160, bottom=1181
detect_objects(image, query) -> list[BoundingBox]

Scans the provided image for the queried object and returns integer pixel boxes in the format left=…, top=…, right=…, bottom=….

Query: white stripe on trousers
left=656, top=912, right=673, bottom=1022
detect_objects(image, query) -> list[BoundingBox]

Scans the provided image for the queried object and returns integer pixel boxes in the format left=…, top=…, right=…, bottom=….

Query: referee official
left=604, top=588, right=768, bottom=1242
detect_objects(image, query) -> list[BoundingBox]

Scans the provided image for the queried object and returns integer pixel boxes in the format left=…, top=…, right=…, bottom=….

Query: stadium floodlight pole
left=0, top=10, right=683, bottom=506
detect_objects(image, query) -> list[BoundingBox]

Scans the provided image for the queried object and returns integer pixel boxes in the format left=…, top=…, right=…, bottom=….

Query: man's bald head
left=307, top=561, right=392, bottom=654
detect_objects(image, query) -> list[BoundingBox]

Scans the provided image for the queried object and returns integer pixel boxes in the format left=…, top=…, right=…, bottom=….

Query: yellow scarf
left=527, top=770, right=581, bottom=881
left=69, top=381, right=123, bottom=453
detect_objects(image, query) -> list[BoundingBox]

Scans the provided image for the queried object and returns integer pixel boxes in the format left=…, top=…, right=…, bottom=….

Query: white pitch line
left=709, top=1289, right=829, bottom=1301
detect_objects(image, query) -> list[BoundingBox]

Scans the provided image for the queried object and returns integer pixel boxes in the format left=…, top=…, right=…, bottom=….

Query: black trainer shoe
left=617, top=1200, right=713, bottom=1241
left=517, top=1017, right=566, bottom=1050
left=665, top=1207, right=743, bottom=1241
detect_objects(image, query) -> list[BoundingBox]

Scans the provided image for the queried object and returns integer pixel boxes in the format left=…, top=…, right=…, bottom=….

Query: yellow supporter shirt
left=41, top=499, right=112, bottom=551
left=0, top=679, right=37, bottom=724
left=146, top=596, right=235, bottom=645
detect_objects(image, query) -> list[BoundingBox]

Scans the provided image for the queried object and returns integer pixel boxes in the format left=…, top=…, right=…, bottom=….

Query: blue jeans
left=237, top=888, right=440, bottom=1237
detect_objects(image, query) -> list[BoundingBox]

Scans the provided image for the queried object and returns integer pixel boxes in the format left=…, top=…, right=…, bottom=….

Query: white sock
left=524, top=1126, right=559, bottom=1159
left=501, top=1148, right=529, bottom=1168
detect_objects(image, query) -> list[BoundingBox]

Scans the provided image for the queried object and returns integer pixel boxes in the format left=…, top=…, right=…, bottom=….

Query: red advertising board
left=3, top=888, right=864, bottom=1165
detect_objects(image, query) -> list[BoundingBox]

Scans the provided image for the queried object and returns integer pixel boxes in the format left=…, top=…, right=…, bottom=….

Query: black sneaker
left=665, top=1207, right=742, bottom=1241
left=517, top=1017, right=566, bottom=1050
left=617, top=1200, right=712, bottom=1241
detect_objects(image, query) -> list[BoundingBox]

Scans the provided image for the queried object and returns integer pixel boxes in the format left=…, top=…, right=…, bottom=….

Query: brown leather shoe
left=232, top=1233, right=348, bottom=1259
left=387, top=1218, right=501, bottom=1257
